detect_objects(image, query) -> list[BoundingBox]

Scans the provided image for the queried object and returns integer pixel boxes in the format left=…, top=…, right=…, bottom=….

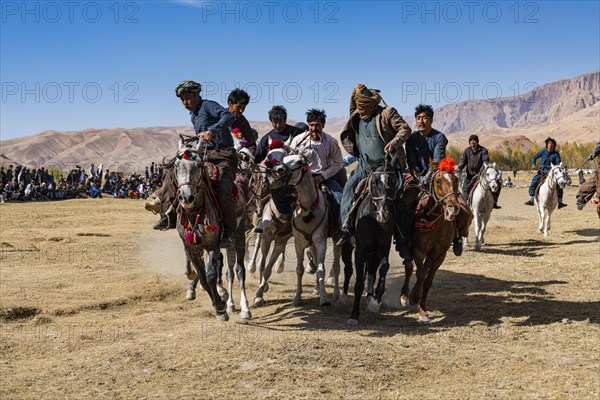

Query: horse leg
left=331, top=243, right=341, bottom=304
left=367, top=255, right=389, bottom=315
left=544, top=209, right=551, bottom=237
left=233, top=227, right=251, bottom=319
left=418, top=252, right=447, bottom=323
left=315, top=238, right=331, bottom=307
left=400, top=258, right=414, bottom=307
left=474, top=212, right=482, bottom=251
left=225, top=247, right=236, bottom=314
left=347, top=245, right=366, bottom=325
left=206, top=249, right=228, bottom=321
left=247, top=232, right=261, bottom=275
left=538, top=206, right=545, bottom=233
left=276, top=249, right=285, bottom=273
left=480, top=212, right=491, bottom=246
left=339, top=242, right=354, bottom=307
left=216, top=251, right=228, bottom=302
left=253, top=233, right=274, bottom=307
left=409, top=250, right=427, bottom=310
left=184, top=253, right=197, bottom=281
left=293, top=240, right=307, bottom=307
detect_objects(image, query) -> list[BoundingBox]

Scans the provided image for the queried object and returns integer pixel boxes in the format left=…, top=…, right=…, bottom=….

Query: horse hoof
left=419, top=314, right=431, bottom=323
left=248, top=265, right=256, bottom=274
left=227, top=305, right=235, bottom=314
left=474, top=244, right=481, bottom=251
left=186, top=290, right=196, bottom=301
left=326, top=277, right=335, bottom=286
left=240, top=310, right=252, bottom=320
left=400, top=296, right=409, bottom=307
left=217, top=287, right=229, bottom=301
left=335, top=296, right=347, bottom=308
left=254, top=298, right=265, bottom=307
left=216, top=312, right=229, bottom=322
left=293, top=297, right=302, bottom=307
left=320, top=299, right=331, bottom=307
left=186, top=271, right=197, bottom=281
left=366, top=298, right=381, bottom=314
left=346, top=318, right=359, bottom=326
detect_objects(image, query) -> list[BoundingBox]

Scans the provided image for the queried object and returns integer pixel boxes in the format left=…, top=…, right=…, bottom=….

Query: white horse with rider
left=468, top=162, right=501, bottom=250
left=535, top=163, right=568, bottom=237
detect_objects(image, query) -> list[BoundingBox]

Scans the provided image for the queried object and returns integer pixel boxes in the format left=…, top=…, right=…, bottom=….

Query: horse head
left=550, top=162, right=568, bottom=189
left=264, top=145, right=294, bottom=189
left=237, top=147, right=255, bottom=174
left=174, top=135, right=204, bottom=210
left=431, top=158, right=460, bottom=221
left=481, top=162, right=501, bottom=193
left=369, top=154, right=399, bottom=224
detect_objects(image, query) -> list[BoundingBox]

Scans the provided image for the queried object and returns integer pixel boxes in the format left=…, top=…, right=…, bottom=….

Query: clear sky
left=1, top=0, right=599, bottom=139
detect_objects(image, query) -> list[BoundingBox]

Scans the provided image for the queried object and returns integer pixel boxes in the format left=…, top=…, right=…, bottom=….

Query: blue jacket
left=405, top=129, right=448, bottom=175
left=190, top=99, right=234, bottom=149
left=532, top=149, right=561, bottom=173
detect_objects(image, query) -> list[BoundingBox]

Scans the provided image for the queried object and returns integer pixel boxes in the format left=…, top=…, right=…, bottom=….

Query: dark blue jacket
left=532, top=149, right=561, bottom=173
left=405, top=129, right=448, bottom=175
left=191, top=99, right=234, bottom=149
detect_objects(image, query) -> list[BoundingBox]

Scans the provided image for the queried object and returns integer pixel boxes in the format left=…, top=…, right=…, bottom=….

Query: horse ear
left=550, top=163, right=555, bottom=168
left=492, top=162, right=496, bottom=168
left=178, top=135, right=186, bottom=152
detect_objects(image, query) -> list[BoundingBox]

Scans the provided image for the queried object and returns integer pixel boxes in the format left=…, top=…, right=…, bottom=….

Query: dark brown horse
left=400, top=158, right=471, bottom=323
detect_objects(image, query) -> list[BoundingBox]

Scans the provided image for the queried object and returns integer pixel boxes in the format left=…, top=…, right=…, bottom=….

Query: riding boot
left=153, top=210, right=176, bottom=231
left=254, top=217, right=263, bottom=233
left=557, top=189, right=567, bottom=209
left=452, top=235, right=463, bottom=256
left=524, top=196, right=534, bottom=206
left=336, top=216, right=354, bottom=246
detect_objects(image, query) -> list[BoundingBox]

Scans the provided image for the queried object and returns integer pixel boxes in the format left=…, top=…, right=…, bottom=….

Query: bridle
left=175, top=148, right=204, bottom=189
left=425, top=170, right=460, bottom=217
left=479, top=165, right=499, bottom=191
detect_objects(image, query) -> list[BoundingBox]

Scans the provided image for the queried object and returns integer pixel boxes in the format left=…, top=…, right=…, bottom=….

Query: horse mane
left=163, top=135, right=199, bottom=168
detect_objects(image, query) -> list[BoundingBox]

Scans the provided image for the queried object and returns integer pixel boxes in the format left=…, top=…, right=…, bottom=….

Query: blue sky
left=1, top=0, right=599, bottom=139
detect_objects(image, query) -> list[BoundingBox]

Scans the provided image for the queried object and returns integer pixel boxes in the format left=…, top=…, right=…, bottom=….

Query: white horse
left=535, top=163, right=568, bottom=237
left=469, top=162, right=501, bottom=251
left=271, top=152, right=341, bottom=307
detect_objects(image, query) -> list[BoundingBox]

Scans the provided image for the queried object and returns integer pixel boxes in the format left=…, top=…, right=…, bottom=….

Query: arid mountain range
left=1, top=72, right=598, bottom=170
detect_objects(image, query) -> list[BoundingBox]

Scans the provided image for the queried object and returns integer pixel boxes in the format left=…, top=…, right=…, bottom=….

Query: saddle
left=467, top=176, right=480, bottom=204
left=533, top=173, right=548, bottom=199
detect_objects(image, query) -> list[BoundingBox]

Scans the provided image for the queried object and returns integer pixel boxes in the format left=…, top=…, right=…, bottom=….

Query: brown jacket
left=340, top=101, right=411, bottom=171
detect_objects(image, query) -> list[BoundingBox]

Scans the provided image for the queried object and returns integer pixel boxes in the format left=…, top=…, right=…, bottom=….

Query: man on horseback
left=290, top=109, right=344, bottom=204
left=404, top=104, right=472, bottom=256
left=336, top=84, right=411, bottom=258
left=253, top=106, right=304, bottom=233
left=456, top=134, right=501, bottom=209
left=525, top=137, right=567, bottom=208
left=576, top=140, right=600, bottom=210
left=151, top=80, right=237, bottom=248
left=228, top=89, right=256, bottom=155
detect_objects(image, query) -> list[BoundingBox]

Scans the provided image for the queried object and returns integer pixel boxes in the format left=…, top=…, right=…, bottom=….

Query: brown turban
left=354, top=87, right=382, bottom=107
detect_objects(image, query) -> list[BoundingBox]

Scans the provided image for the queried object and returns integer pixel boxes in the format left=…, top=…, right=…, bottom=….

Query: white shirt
left=290, top=131, right=343, bottom=180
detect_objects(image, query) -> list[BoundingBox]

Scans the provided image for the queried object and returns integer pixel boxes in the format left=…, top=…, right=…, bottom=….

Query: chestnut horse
left=401, top=158, right=471, bottom=323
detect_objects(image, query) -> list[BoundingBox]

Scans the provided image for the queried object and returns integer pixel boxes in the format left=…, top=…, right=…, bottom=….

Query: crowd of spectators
left=0, top=162, right=163, bottom=203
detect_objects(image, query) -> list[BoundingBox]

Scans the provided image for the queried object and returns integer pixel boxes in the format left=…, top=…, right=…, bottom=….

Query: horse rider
left=576, top=140, right=600, bottom=210
left=525, top=137, right=567, bottom=208
left=228, top=89, right=257, bottom=155
left=456, top=134, right=502, bottom=208
left=404, top=104, right=472, bottom=257
left=290, top=109, right=345, bottom=204
left=152, top=80, right=237, bottom=249
left=253, top=106, right=304, bottom=233
left=336, top=83, right=411, bottom=259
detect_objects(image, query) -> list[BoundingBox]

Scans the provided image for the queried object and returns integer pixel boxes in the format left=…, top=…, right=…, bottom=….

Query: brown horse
left=400, top=158, right=471, bottom=322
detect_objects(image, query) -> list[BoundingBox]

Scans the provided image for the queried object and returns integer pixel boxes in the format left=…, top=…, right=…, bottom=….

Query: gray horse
left=173, top=135, right=251, bottom=321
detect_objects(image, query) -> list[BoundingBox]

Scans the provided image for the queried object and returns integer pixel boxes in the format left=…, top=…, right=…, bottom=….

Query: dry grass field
left=1, top=175, right=599, bottom=399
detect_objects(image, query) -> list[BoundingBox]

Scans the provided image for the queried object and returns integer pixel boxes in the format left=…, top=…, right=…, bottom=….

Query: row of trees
left=447, top=141, right=596, bottom=171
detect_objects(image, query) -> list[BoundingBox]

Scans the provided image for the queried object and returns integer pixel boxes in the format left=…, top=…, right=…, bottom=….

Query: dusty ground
left=1, top=175, right=599, bottom=399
